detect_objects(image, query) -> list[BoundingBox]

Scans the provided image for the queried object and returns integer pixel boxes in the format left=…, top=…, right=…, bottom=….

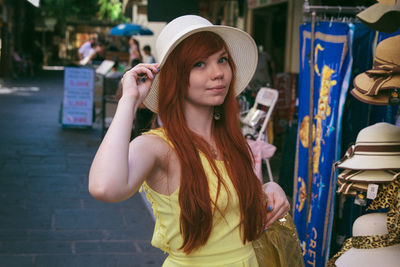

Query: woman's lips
left=207, top=85, right=225, bottom=92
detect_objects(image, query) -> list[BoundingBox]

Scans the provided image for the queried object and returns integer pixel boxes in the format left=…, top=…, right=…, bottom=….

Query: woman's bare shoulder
left=129, top=133, right=180, bottom=194
left=129, top=133, right=173, bottom=162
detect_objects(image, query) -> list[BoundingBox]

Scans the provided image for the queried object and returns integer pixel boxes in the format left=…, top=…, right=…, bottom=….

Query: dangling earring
left=213, top=106, right=222, bottom=120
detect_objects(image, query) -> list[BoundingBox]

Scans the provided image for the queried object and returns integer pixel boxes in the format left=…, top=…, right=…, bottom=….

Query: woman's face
left=185, top=49, right=232, bottom=109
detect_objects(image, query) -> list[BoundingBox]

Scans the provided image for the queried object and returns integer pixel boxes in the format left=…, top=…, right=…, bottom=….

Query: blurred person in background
left=106, top=61, right=124, bottom=79
left=91, top=40, right=108, bottom=65
left=128, top=37, right=143, bottom=67
left=143, top=45, right=156, bottom=64
left=78, top=36, right=97, bottom=60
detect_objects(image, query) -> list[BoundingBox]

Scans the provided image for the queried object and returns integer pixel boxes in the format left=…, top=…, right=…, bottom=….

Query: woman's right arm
left=88, top=63, right=159, bottom=202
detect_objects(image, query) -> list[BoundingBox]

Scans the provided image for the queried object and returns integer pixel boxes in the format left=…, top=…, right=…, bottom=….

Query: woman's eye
left=218, top=57, right=228, bottom=63
left=193, top=61, right=205, bottom=68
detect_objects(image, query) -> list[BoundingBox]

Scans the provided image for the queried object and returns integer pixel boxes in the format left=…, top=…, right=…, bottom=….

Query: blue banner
left=294, top=22, right=353, bottom=267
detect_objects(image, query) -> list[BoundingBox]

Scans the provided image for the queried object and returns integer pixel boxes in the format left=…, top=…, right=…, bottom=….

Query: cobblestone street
left=0, top=71, right=166, bottom=267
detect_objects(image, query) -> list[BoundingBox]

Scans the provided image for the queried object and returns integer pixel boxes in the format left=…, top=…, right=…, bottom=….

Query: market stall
left=292, top=2, right=400, bottom=266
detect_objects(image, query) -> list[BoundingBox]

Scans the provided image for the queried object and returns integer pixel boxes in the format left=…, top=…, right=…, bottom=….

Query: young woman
left=89, top=15, right=290, bottom=266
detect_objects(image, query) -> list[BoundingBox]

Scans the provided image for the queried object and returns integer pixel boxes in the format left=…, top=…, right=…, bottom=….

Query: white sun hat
left=142, top=15, right=258, bottom=113
left=335, top=213, right=400, bottom=267
left=336, top=122, right=400, bottom=170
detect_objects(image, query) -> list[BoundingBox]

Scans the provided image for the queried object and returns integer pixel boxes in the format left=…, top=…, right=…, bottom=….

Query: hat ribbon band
left=366, top=64, right=400, bottom=76
left=364, top=60, right=400, bottom=96
left=336, top=179, right=368, bottom=194
left=335, top=144, right=400, bottom=167
left=355, top=144, right=400, bottom=154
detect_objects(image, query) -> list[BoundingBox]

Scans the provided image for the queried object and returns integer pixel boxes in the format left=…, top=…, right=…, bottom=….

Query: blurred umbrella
left=110, top=23, right=153, bottom=36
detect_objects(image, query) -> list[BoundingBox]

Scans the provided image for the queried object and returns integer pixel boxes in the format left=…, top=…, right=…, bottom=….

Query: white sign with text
left=62, top=67, right=94, bottom=127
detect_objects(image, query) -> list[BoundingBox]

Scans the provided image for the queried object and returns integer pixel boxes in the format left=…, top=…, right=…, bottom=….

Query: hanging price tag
left=367, top=184, right=379, bottom=200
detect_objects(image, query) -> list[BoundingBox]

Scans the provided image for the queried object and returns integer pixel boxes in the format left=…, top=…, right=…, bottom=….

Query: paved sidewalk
left=0, top=71, right=166, bottom=267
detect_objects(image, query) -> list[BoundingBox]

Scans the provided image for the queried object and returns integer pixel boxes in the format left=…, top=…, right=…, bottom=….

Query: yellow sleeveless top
left=140, top=128, right=258, bottom=267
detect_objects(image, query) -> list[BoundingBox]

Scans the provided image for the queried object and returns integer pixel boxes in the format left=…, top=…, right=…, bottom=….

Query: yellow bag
left=252, top=214, right=305, bottom=267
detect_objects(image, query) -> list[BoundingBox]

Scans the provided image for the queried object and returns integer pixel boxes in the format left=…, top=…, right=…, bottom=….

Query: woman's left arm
left=263, top=182, right=290, bottom=227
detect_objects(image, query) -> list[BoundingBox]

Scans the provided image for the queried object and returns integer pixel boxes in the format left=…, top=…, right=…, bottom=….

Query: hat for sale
left=329, top=174, right=400, bottom=267
left=143, top=15, right=258, bottom=113
left=338, top=169, right=398, bottom=183
left=336, top=179, right=369, bottom=195
left=351, top=87, right=399, bottom=105
left=351, top=35, right=400, bottom=105
left=356, top=0, right=400, bottom=33
left=334, top=213, right=400, bottom=267
left=336, top=169, right=398, bottom=195
left=336, top=122, right=400, bottom=170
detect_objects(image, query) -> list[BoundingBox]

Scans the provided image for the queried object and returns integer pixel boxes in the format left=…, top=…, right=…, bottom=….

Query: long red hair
left=157, top=31, right=266, bottom=253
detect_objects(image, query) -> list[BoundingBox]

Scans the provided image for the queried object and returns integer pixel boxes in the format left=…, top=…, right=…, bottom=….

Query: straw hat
left=351, top=87, right=398, bottom=105
left=338, top=169, right=398, bottom=183
left=335, top=213, right=400, bottom=267
left=351, top=35, right=400, bottom=105
left=142, top=15, right=258, bottom=113
left=336, top=122, right=400, bottom=170
left=336, top=169, right=398, bottom=195
left=356, top=0, right=400, bottom=33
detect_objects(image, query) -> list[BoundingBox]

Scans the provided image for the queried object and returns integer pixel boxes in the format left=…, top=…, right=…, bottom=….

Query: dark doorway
left=253, top=3, right=287, bottom=74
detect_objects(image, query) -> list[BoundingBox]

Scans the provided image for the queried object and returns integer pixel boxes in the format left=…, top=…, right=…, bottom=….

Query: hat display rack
left=301, top=1, right=400, bottom=266
left=297, top=2, right=400, bottom=266
left=330, top=122, right=400, bottom=266
left=329, top=1, right=400, bottom=265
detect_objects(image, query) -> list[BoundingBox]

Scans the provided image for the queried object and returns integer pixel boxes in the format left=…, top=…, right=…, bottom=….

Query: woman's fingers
left=265, top=197, right=290, bottom=227
left=122, top=64, right=156, bottom=84
left=121, top=63, right=160, bottom=100
left=263, top=182, right=290, bottom=227
left=132, top=64, right=160, bottom=83
left=264, top=190, right=275, bottom=212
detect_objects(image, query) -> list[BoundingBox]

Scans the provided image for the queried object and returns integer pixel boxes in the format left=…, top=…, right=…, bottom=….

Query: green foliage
left=40, top=0, right=98, bottom=19
left=40, top=0, right=129, bottom=23
left=98, top=0, right=129, bottom=22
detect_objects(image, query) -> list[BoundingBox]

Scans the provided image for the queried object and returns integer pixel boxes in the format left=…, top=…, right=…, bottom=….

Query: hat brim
left=337, top=154, right=400, bottom=170
left=338, top=169, right=398, bottom=183
left=356, top=3, right=400, bottom=33
left=350, top=88, right=392, bottom=105
left=143, top=25, right=258, bottom=113
left=353, top=72, right=400, bottom=95
left=335, top=246, right=400, bottom=266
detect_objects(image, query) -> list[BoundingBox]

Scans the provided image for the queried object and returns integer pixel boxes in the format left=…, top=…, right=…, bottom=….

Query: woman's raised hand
left=121, top=63, right=160, bottom=104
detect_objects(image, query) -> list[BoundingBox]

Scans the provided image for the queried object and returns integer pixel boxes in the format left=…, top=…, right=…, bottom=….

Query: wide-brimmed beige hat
left=356, top=0, right=400, bottom=33
left=142, top=15, right=258, bottom=113
left=351, top=86, right=398, bottom=105
left=351, top=35, right=400, bottom=105
left=336, top=122, right=400, bottom=170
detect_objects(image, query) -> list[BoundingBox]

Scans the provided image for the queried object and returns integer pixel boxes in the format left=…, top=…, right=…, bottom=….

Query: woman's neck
left=184, top=105, right=214, bottom=141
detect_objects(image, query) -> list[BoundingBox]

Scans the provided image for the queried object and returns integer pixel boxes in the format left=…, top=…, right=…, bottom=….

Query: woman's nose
left=210, top=63, right=224, bottom=80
